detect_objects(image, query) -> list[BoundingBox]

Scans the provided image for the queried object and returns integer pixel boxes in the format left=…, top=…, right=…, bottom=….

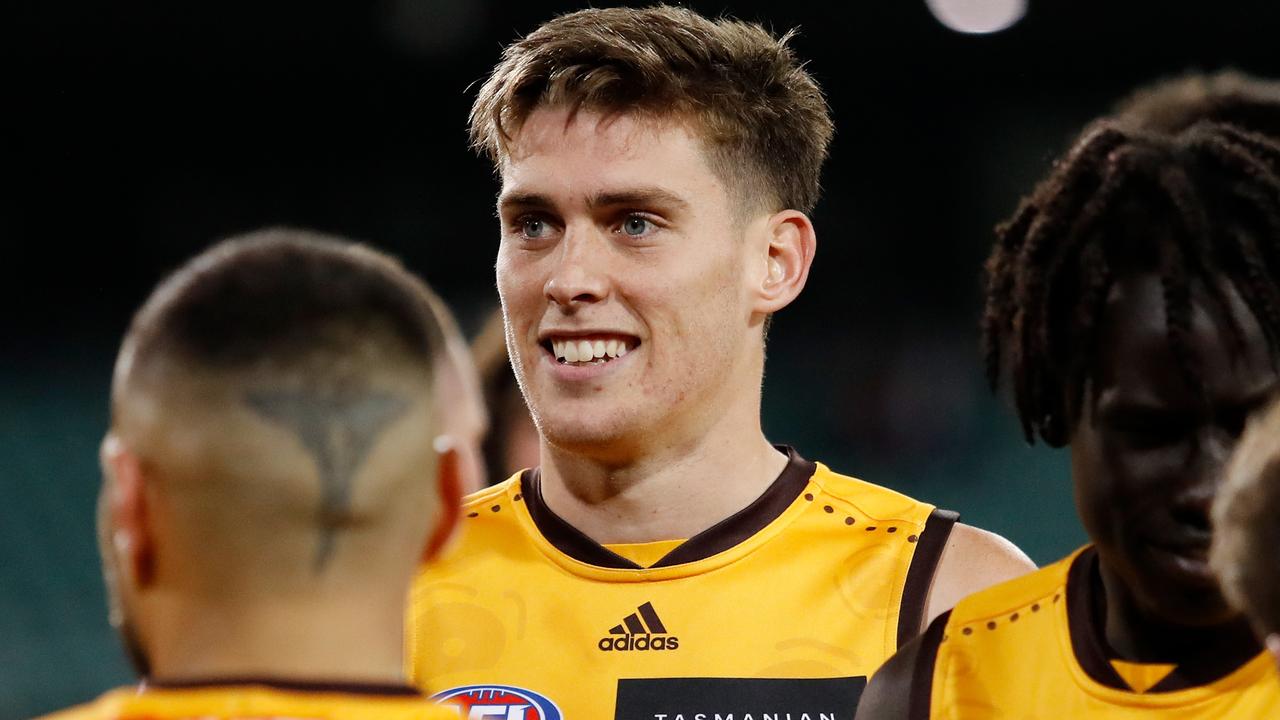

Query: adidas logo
left=597, top=601, right=680, bottom=651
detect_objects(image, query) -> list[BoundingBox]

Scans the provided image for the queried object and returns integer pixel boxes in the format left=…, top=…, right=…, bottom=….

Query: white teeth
left=548, top=336, right=635, bottom=363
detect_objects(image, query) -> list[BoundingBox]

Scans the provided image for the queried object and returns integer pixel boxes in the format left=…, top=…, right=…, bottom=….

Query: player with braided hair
left=859, top=119, right=1280, bottom=719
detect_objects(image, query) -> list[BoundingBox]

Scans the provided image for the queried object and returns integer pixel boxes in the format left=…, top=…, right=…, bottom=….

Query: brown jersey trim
left=909, top=609, right=951, bottom=720
left=522, top=445, right=816, bottom=570
left=144, top=677, right=423, bottom=696
left=896, top=507, right=960, bottom=648
left=1145, top=632, right=1261, bottom=691
left=652, top=446, right=816, bottom=567
left=1066, top=545, right=1263, bottom=693
left=523, top=468, right=643, bottom=569
left=1066, top=546, right=1131, bottom=691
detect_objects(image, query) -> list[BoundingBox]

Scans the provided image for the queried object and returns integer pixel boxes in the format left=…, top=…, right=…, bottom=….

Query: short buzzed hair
left=469, top=5, right=833, bottom=213
left=120, top=228, right=443, bottom=390
left=113, top=228, right=447, bottom=571
left=1115, top=69, right=1280, bottom=139
left=1211, top=397, right=1280, bottom=639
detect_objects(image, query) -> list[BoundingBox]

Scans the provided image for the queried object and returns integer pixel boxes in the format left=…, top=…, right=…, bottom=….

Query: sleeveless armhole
left=897, top=508, right=959, bottom=647
left=909, top=609, right=951, bottom=720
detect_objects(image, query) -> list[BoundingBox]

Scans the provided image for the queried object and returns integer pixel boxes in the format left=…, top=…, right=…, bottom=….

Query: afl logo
left=432, top=684, right=563, bottom=720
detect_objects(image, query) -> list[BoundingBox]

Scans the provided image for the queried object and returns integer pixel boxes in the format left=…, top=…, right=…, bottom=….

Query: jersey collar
left=521, top=445, right=817, bottom=570
left=1066, top=546, right=1265, bottom=693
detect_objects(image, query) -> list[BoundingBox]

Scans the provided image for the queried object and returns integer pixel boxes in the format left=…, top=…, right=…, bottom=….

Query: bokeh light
left=925, top=0, right=1027, bottom=34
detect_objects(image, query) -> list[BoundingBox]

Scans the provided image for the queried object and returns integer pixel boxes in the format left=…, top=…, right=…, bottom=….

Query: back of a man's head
left=469, top=4, right=833, bottom=214
left=103, top=228, right=452, bottom=662
left=1211, top=397, right=1280, bottom=659
left=1114, top=69, right=1280, bottom=139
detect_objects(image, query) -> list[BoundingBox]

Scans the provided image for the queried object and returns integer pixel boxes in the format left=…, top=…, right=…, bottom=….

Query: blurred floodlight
left=925, top=0, right=1027, bottom=34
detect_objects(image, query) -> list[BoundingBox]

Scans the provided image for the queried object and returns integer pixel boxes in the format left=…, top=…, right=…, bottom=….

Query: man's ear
left=421, top=439, right=464, bottom=564
left=755, top=210, right=817, bottom=315
left=1267, top=634, right=1280, bottom=667
left=101, top=434, right=156, bottom=589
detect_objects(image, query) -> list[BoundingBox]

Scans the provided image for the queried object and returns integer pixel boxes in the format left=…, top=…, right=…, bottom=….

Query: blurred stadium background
left=3, top=0, right=1278, bottom=716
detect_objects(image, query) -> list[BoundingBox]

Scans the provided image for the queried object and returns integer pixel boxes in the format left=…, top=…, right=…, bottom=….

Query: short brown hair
left=112, top=228, right=451, bottom=573
left=1211, top=397, right=1280, bottom=638
left=1114, top=69, right=1280, bottom=139
left=469, top=5, right=833, bottom=213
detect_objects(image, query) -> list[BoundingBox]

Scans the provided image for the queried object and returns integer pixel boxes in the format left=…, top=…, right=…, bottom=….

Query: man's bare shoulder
left=924, top=523, right=1036, bottom=628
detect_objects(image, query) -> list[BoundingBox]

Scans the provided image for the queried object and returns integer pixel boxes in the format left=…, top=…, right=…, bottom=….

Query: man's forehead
left=497, top=108, right=726, bottom=211
left=1100, top=273, right=1255, bottom=348
left=504, top=106, right=695, bottom=161
left=1095, top=273, right=1275, bottom=402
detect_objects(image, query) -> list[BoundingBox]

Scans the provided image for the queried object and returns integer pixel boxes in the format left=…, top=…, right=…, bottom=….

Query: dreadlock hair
left=982, top=120, right=1280, bottom=447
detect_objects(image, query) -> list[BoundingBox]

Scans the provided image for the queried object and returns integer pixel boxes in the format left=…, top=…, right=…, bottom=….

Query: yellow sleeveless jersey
left=910, top=546, right=1280, bottom=719
left=407, top=447, right=955, bottom=720
left=36, top=680, right=456, bottom=720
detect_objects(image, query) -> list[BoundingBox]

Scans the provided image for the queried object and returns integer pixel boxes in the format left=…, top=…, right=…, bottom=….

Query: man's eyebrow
left=588, top=188, right=690, bottom=212
left=1093, top=386, right=1174, bottom=416
left=497, top=192, right=554, bottom=212
left=496, top=188, right=692, bottom=213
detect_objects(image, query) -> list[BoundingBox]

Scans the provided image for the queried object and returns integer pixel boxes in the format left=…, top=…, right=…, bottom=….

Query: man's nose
left=1201, top=425, right=1235, bottom=478
left=1180, top=426, right=1237, bottom=515
left=544, top=229, right=609, bottom=307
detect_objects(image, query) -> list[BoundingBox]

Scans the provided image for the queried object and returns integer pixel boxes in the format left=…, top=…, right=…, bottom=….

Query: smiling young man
left=42, top=230, right=471, bottom=720
left=406, top=7, right=1032, bottom=719
left=856, top=121, right=1280, bottom=719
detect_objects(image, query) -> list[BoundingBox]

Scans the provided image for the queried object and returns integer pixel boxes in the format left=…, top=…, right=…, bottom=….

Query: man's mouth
left=544, top=336, right=637, bottom=366
left=1146, top=538, right=1216, bottom=586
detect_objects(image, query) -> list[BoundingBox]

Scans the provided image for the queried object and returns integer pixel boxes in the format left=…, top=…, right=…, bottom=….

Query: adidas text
left=598, top=634, right=680, bottom=651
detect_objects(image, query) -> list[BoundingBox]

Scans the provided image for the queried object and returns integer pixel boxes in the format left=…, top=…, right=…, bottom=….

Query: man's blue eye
left=523, top=218, right=546, bottom=238
left=623, top=216, right=650, bottom=236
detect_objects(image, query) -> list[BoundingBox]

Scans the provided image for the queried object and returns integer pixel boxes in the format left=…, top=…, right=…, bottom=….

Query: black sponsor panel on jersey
left=615, top=676, right=865, bottom=720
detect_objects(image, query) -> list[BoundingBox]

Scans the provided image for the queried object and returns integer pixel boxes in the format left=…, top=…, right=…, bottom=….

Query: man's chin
left=1136, top=578, right=1236, bottom=628
left=541, top=418, right=641, bottom=460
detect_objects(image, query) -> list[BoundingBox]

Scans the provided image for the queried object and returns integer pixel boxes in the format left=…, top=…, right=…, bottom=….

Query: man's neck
left=1096, top=560, right=1261, bottom=669
left=144, top=593, right=408, bottom=685
left=538, top=428, right=789, bottom=545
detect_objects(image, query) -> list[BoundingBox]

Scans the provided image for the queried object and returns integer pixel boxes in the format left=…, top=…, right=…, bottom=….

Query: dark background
left=2, top=0, right=1275, bottom=716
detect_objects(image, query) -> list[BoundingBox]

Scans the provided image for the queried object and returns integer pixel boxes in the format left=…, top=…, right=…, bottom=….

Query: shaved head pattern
left=246, top=387, right=410, bottom=571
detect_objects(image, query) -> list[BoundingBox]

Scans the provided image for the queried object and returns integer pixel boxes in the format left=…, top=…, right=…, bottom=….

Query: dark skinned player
left=857, top=119, right=1280, bottom=718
